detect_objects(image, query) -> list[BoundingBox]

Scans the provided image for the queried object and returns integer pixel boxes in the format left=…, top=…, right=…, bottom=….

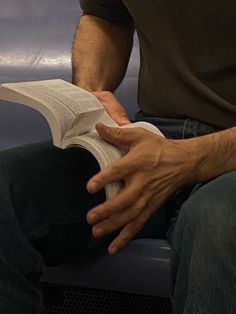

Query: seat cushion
left=41, top=239, right=170, bottom=298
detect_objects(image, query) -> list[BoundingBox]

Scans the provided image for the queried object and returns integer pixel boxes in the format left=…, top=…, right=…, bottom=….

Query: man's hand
left=92, top=91, right=130, bottom=126
left=86, top=123, right=197, bottom=255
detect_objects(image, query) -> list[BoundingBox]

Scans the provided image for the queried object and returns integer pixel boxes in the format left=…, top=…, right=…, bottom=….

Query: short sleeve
left=79, top=0, right=132, bottom=22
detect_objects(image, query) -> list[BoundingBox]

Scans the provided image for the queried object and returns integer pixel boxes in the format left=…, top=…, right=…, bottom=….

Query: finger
left=107, top=209, right=152, bottom=255
left=87, top=186, right=147, bottom=225
left=87, top=155, right=134, bottom=193
left=93, top=91, right=130, bottom=125
left=104, top=101, right=130, bottom=126
left=107, top=188, right=173, bottom=254
left=90, top=194, right=151, bottom=238
left=95, top=123, right=144, bottom=148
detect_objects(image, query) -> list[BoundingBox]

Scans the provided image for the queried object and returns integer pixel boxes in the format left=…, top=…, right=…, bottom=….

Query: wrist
left=73, top=78, right=106, bottom=92
left=175, top=138, right=201, bottom=185
left=182, top=136, right=211, bottom=183
left=182, top=127, right=236, bottom=183
left=169, top=136, right=212, bottom=186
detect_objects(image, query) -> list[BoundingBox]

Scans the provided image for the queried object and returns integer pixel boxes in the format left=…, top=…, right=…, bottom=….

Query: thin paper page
left=1, top=82, right=75, bottom=136
left=84, top=132, right=124, bottom=163
left=3, top=79, right=103, bottom=115
left=41, top=80, right=103, bottom=113
left=1, top=79, right=105, bottom=136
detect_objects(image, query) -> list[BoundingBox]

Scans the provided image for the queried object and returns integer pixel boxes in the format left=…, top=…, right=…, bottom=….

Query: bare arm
left=190, top=126, right=236, bottom=182
left=72, top=15, right=134, bottom=92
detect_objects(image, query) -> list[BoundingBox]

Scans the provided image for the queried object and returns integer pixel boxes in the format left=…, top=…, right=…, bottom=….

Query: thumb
left=96, top=123, right=136, bottom=148
left=104, top=103, right=130, bottom=126
left=92, top=91, right=130, bottom=126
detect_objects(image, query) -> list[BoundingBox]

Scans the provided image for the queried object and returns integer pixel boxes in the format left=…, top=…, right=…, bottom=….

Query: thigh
left=168, top=170, right=236, bottom=245
left=0, top=141, right=106, bottom=265
left=167, top=171, right=236, bottom=308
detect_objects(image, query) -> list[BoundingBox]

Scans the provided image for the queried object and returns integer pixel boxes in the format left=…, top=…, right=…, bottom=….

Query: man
left=72, top=1, right=236, bottom=313
left=0, top=1, right=236, bottom=314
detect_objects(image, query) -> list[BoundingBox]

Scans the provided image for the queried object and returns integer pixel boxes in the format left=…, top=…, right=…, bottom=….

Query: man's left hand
left=86, top=123, right=197, bottom=255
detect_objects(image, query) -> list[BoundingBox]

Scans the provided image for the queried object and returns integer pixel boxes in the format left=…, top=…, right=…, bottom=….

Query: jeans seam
left=26, top=222, right=50, bottom=240
left=182, top=119, right=189, bottom=139
left=26, top=216, right=87, bottom=241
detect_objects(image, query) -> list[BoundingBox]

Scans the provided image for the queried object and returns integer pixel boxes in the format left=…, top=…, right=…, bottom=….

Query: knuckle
left=129, top=188, right=140, bottom=209
left=106, top=200, right=121, bottom=214
left=125, top=208, right=136, bottom=222
left=116, top=127, right=123, bottom=138
left=93, top=91, right=112, bottom=103
left=115, top=103, right=125, bottom=113
left=100, top=91, right=112, bottom=99
left=126, top=223, right=141, bottom=238
left=135, top=209, right=150, bottom=225
left=99, top=205, right=111, bottom=217
left=134, top=128, right=152, bottom=143
left=111, top=163, right=122, bottom=176
left=134, top=198, right=148, bottom=215
left=132, top=221, right=143, bottom=233
left=136, top=127, right=147, bottom=137
left=120, top=233, right=132, bottom=244
left=129, top=204, right=141, bottom=219
left=126, top=198, right=136, bottom=209
left=125, top=191, right=139, bottom=208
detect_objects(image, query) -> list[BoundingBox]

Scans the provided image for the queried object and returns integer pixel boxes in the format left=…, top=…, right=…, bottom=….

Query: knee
left=175, top=171, right=236, bottom=252
left=170, top=173, right=236, bottom=314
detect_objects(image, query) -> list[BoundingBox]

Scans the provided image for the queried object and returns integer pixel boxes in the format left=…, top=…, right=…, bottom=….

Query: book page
left=0, top=79, right=105, bottom=145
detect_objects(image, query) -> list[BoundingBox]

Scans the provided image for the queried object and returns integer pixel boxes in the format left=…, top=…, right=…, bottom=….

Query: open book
left=0, top=79, right=164, bottom=199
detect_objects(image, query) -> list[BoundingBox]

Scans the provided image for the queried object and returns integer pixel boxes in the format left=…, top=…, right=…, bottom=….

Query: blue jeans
left=0, top=117, right=235, bottom=313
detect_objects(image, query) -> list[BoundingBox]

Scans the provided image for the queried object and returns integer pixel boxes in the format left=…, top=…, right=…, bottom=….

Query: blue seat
left=0, top=1, right=171, bottom=312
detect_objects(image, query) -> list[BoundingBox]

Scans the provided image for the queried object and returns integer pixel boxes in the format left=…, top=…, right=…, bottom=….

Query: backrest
left=0, top=0, right=139, bottom=150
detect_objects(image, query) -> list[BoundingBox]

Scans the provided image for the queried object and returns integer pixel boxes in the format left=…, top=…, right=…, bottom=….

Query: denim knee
left=176, top=170, right=236, bottom=253
left=169, top=171, right=236, bottom=313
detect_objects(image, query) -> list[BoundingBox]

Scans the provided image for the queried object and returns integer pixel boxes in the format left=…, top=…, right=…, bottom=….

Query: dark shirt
left=80, top=0, right=236, bottom=128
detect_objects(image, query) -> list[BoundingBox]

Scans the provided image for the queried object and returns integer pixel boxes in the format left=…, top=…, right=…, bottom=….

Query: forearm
left=186, top=126, right=236, bottom=182
left=72, top=15, right=134, bottom=92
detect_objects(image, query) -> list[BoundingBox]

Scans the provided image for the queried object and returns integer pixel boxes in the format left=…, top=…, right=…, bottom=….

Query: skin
left=72, top=15, right=134, bottom=93
left=73, top=15, right=236, bottom=255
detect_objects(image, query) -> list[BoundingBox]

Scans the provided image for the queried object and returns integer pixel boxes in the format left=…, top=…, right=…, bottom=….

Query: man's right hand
left=92, top=91, right=130, bottom=126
